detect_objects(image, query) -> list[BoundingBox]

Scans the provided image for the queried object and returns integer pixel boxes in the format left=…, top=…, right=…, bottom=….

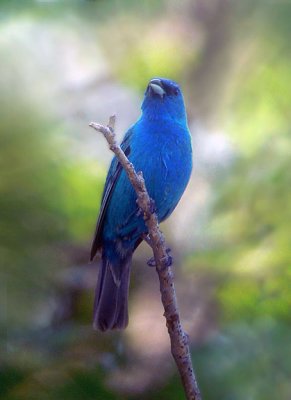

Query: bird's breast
left=133, top=128, right=191, bottom=222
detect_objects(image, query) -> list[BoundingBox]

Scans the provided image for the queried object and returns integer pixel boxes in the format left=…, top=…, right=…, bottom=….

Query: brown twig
left=89, top=116, right=202, bottom=400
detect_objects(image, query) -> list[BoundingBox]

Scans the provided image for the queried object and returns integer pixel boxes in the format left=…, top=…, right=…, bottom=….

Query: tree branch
left=89, top=116, right=202, bottom=400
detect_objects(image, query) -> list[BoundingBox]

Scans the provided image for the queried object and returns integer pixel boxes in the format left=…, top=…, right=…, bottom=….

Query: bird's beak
left=149, top=79, right=165, bottom=98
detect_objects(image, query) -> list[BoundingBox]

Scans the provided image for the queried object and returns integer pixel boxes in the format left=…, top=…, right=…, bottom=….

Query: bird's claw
left=162, top=254, right=173, bottom=269
left=147, top=248, right=172, bottom=268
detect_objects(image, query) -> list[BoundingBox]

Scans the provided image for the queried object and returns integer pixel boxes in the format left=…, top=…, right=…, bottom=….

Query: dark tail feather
left=93, top=252, right=131, bottom=331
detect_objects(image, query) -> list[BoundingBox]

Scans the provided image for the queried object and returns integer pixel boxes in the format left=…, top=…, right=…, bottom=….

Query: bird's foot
left=161, top=247, right=173, bottom=269
left=147, top=248, right=172, bottom=268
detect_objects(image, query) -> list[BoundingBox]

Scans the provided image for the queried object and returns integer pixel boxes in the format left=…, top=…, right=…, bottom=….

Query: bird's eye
left=173, top=88, right=179, bottom=96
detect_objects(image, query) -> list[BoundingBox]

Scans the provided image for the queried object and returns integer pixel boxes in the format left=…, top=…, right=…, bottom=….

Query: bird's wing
left=90, top=128, right=133, bottom=261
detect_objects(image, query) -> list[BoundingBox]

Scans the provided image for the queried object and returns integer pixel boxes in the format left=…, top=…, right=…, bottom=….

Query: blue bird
left=90, top=78, right=192, bottom=331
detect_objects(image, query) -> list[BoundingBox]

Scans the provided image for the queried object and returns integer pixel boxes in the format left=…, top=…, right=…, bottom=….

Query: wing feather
left=90, top=128, right=133, bottom=261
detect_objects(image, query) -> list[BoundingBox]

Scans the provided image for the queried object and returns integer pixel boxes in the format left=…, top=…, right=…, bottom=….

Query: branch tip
left=89, top=122, right=102, bottom=131
left=108, top=115, right=116, bottom=131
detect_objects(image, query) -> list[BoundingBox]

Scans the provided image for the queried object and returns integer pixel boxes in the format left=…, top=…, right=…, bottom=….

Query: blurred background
left=1, top=0, right=291, bottom=399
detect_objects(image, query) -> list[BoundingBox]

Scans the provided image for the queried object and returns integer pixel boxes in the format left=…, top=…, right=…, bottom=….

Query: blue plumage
left=90, top=78, right=192, bottom=331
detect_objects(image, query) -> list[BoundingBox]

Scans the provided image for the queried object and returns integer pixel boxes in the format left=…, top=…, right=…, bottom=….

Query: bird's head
left=141, top=78, right=187, bottom=123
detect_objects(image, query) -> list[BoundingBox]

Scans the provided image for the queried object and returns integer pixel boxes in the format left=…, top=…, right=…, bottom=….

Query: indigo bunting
left=90, top=78, right=192, bottom=331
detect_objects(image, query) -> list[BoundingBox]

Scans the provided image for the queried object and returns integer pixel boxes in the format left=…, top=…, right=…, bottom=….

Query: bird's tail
left=93, top=250, right=132, bottom=331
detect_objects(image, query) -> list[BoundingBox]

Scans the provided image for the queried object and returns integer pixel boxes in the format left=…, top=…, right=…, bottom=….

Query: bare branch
left=89, top=117, right=202, bottom=400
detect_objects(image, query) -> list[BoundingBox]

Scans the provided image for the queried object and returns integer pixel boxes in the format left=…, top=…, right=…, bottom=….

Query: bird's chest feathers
left=151, top=128, right=186, bottom=172
left=133, top=126, right=188, bottom=199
